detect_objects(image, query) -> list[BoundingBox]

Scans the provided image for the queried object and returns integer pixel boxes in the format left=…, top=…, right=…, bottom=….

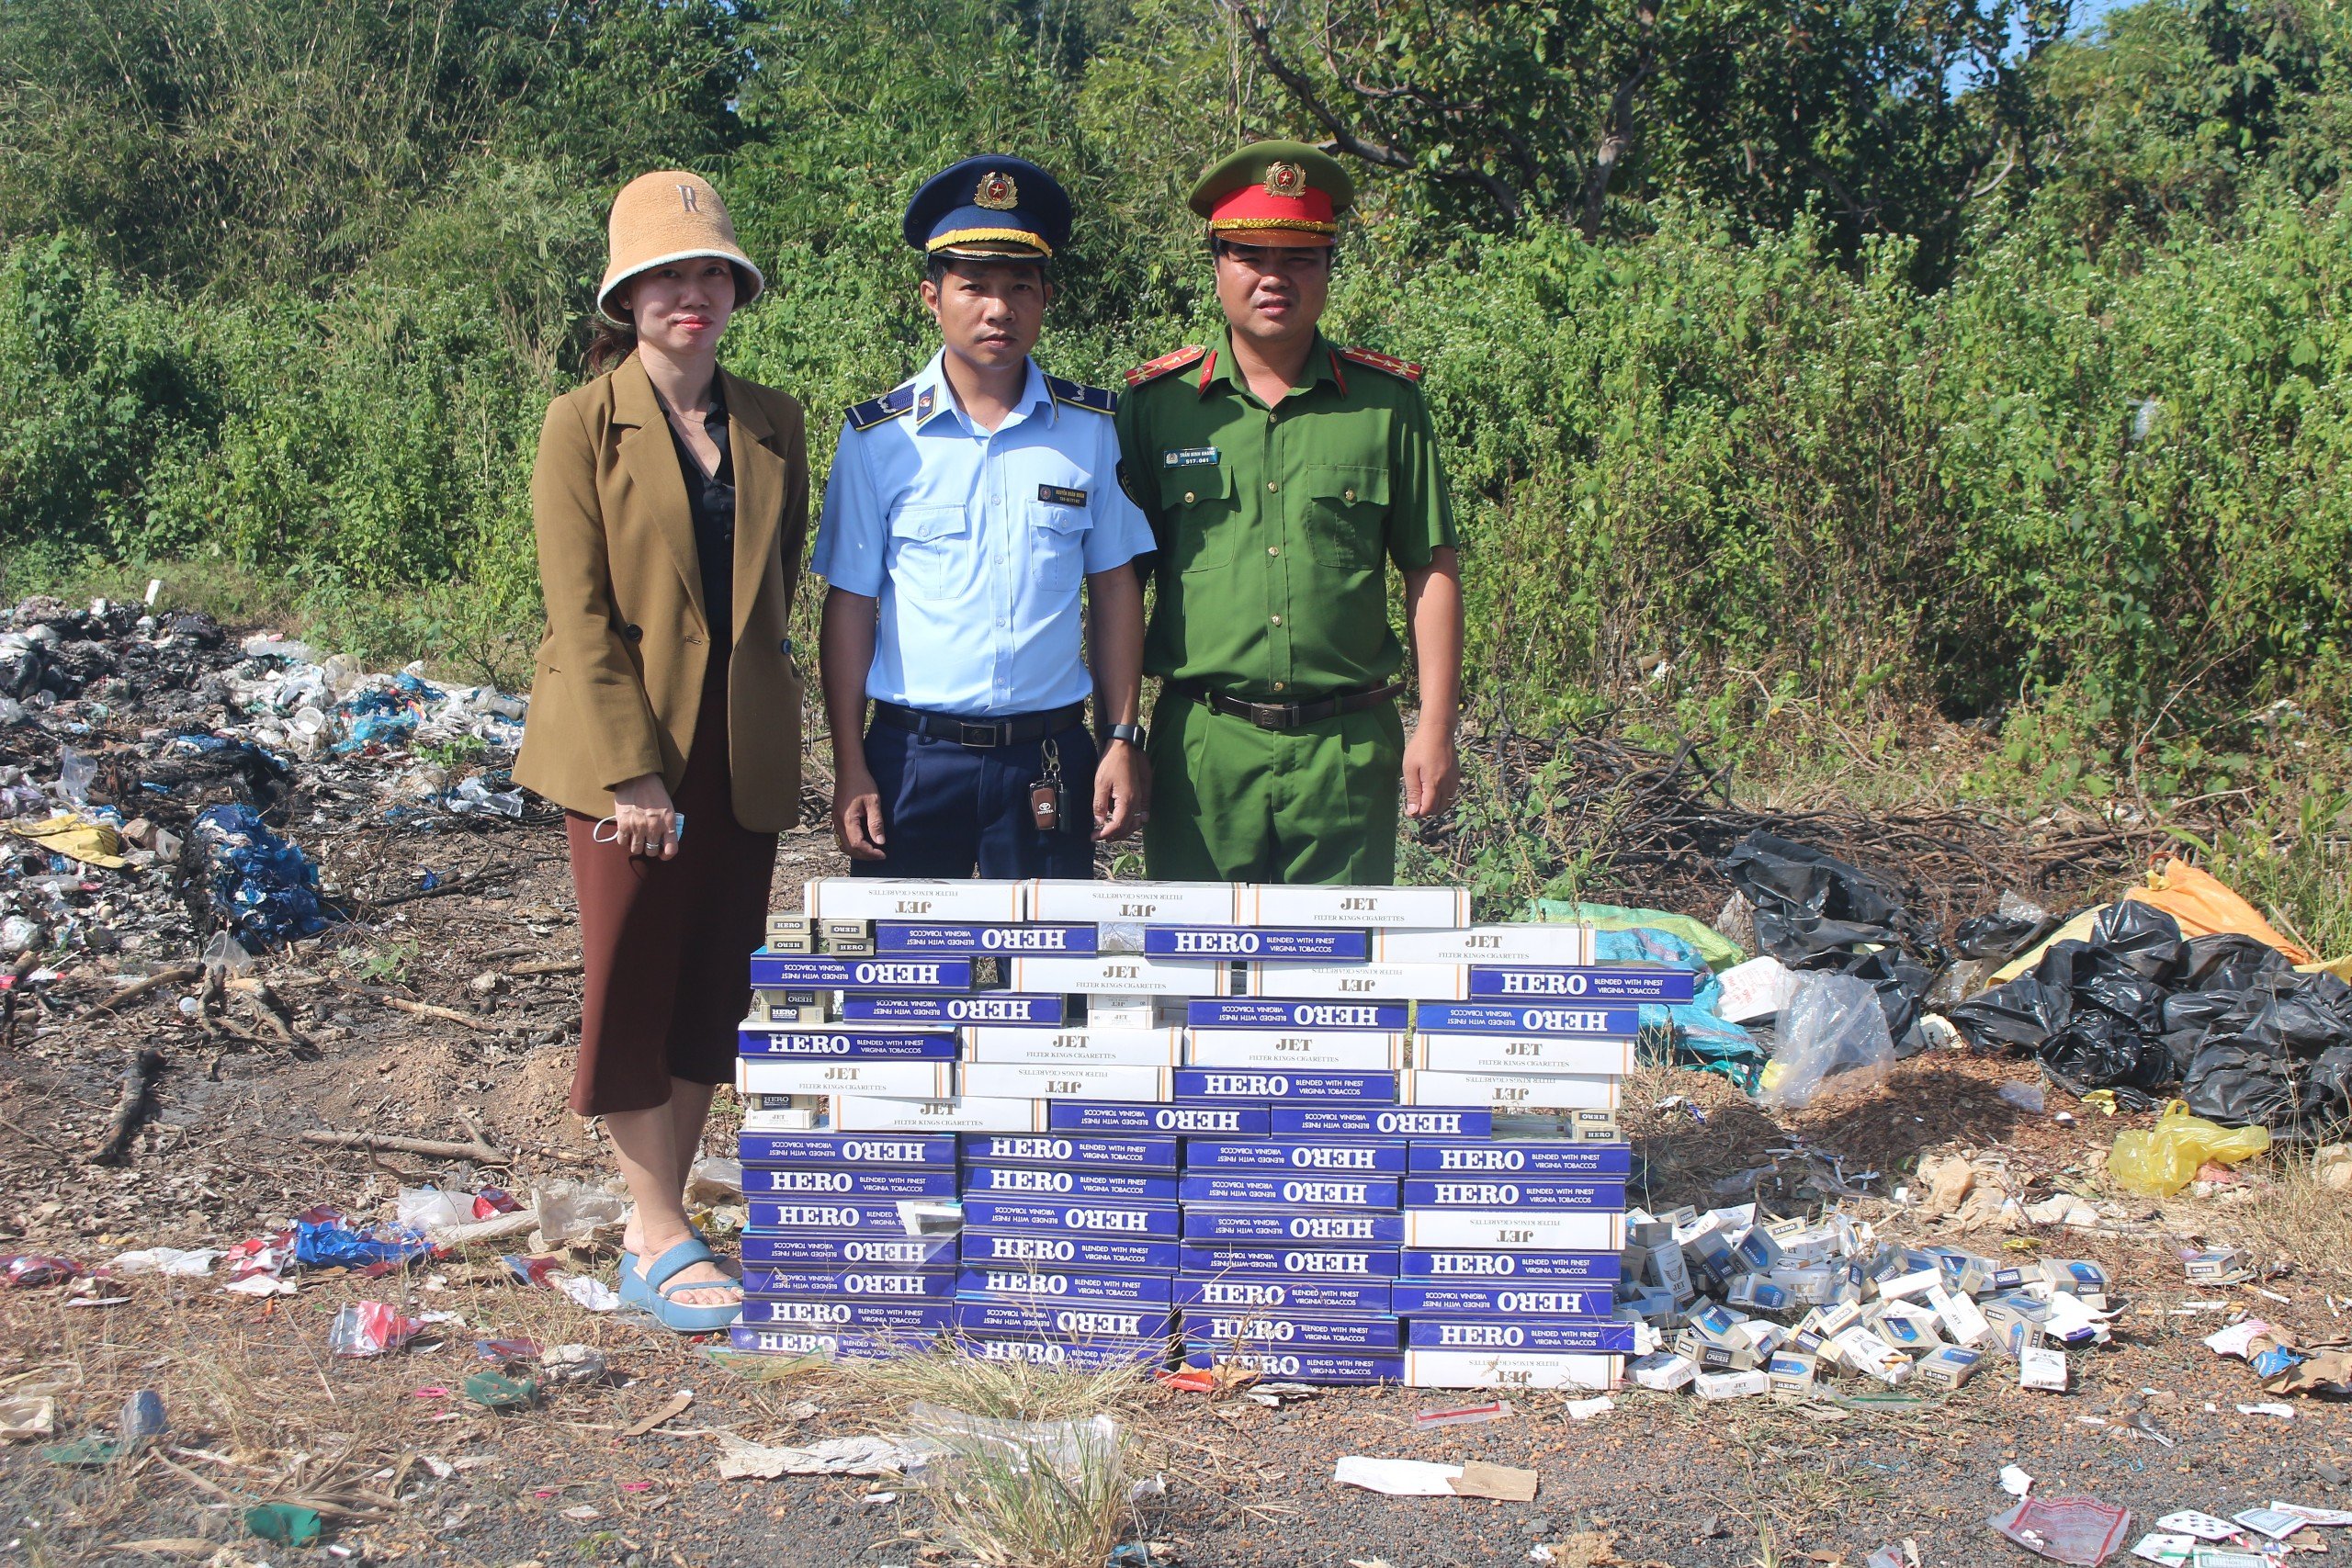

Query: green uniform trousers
left=1141, top=691, right=1404, bottom=885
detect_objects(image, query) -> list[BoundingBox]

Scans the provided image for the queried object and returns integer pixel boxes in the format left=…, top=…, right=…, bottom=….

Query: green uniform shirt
left=1116, top=329, right=1455, bottom=701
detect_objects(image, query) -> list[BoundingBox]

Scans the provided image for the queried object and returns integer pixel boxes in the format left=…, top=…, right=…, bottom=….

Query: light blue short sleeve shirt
left=811, top=352, right=1153, bottom=717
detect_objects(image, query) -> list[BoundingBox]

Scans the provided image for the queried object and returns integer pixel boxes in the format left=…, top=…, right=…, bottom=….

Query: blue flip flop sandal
left=637, top=1238, right=742, bottom=1333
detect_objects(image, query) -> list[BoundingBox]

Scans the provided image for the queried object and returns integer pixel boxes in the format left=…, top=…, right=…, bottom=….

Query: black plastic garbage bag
left=2184, top=1042, right=2298, bottom=1127
left=2039, top=1007, right=2171, bottom=1092
left=1955, top=908, right=2058, bottom=963
left=2087, top=902, right=2185, bottom=984
left=2300, top=1046, right=2352, bottom=1122
left=2160, top=991, right=2246, bottom=1076
left=1947, top=972, right=2075, bottom=1051
left=1722, top=831, right=1923, bottom=964
left=2179, top=933, right=2291, bottom=993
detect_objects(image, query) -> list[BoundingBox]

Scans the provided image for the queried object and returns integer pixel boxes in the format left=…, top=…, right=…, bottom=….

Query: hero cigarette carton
left=1399, top=1178, right=1627, bottom=1211
left=1464, top=965, right=1698, bottom=1004
left=739, top=1235, right=959, bottom=1269
left=736, top=1059, right=956, bottom=1099
left=1402, top=1350, right=1617, bottom=1390
left=1178, top=1174, right=1401, bottom=1209
left=1387, top=1282, right=1613, bottom=1316
left=1176, top=1246, right=1399, bottom=1278
left=738, top=1133, right=957, bottom=1167
left=741, top=1268, right=956, bottom=1299
left=739, top=1297, right=955, bottom=1332
left=1912, top=1345, right=1982, bottom=1390
left=1012, top=955, right=1231, bottom=997
left=958, top=1197, right=1181, bottom=1240
left=841, top=993, right=1066, bottom=1026
left=1765, top=1351, right=1819, bottom=1401
left=1397, top=1249, right=1622, bottom=1283
left=1401, top=1211, right=1627, bottom=1251
left=1025, top=879, right=1240, bottom=925
left=1183, top=1139, right=1408, bottom=1174
left=876, top=922, right=1098, bottom=955
left=750, top=987, right=824, bottom=1007
left=745, top=1199, right=958, bottom=1235
left=1049, top=1101, right=1271, bottom=1135
left=1172, top=1069, right=1399, bottom=1102
left=1374, top=924, right=1592, bottom=965
left=954, top=1335, right=1173, bottom=1371
left=1404, top=1318, right=1637, bottom=1354
left=1172, top=1276, right=1393, bottom=1314
left=1182, top=1310, right=1402, bottom=1351
left=745, top=1167, right=960, bottom=1201
left=1189, top=998, right=1410, bottom=1031
left=962, top=1027, right=1184, bottom=1067
left=960, top=1134, right=1179, bottom=1170
left=765, top=915, right=817, bottom=948
left=1182, top=1031, right=1408, bottom=1072
left=951, top=1300, right=1178, bottom=1340
left=959, top=1232, right=1182, bottom=1272
left=748, top=955, right=996, bottom=991
left=1181, top=1344, right=1404, bottom=1383
left=963, top=1165, right=1180, bottom=1203
left=819, top=919, right=875, bottom=954
left=727, top=1325, right=922, bottom=1359
left=1238, top=963, right=1468, bottom=1000
left=957, top=1063, right=1173, bottom=1101
left=803, top=878, right=1027, bottom=920
left=1238, top=884, right=1469, bottom=929
left=1411, top=1033, right=1635, bottom=1076
left=1145, top=927, right=1368, bottom=961
left=1182, top=1209, right=1406, bottom=1245
left=827, top=1095, right=1040, bottom=1132
left=1402, top=1071, right=1621, bottom=1112
left=737, top=1029, right=960, bottom=1061
left=1407, top=1141, right=1633, bottom=1177
left=1413, top=1002, right=1643, bottom=1037
left=1273, top=1107, right=1492, bottom=1139
left=954, top=1267, right=1176, bottom=1308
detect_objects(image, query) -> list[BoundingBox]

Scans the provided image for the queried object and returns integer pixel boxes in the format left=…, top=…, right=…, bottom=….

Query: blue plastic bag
left=193, top=805, right=329, bottom=947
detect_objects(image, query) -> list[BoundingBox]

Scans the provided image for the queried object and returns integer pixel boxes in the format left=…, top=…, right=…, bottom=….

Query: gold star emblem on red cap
left=1264, top=161, right=1306, bottom=198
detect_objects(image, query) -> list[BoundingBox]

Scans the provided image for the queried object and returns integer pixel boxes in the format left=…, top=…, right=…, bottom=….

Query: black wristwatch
left=1102, top=722, right=1146, bottom=748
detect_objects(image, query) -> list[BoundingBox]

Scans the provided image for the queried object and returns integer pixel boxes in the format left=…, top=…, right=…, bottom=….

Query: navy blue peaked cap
left=904, top=155, right=1070, bottom=261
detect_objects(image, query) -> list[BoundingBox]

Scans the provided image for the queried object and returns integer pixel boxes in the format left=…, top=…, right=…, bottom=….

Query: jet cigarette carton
left=1183, top=1209, right=1406, bottom=1245
left=1402, top=1350, right=1616, bottom=1390
left=961, top=1134, right=1180, bottom=1170
left=1413, top=1002, right=1643, bottom=1037
left=728, top=1325, right=927, bottom=1359
left=955, top=1267, right=1176, bottom=1308
left=1401, top=1211, right=1626, bottom=1251
left=748, top=955, right=998, bottom=991
left=737, top=1058, right=956, bottom=1098
left=963, top=1165, right=1180, bottom=1203
left=1374, top=924, right=1593, bottom=965
left=960, top=1232, right=1182, bottom=1272
left=1411, top=1033, right=1635, bottom=1076
left=1239, top=963, right=1468, bottom=1000
left=1026, top=879, right=1239, bottom=925
left=1182, top=1310, right=1402, bottom=1351
left=1405, top=1318, right=1637, bottom=1355
left=1387, top=1282, right=1614, bottom=1316
left=958, top=1063, right=1173, bottom=1101
left=1172, top=1069, right=1398, bottom=1103
left=803, top=878, right=1026, bottom=920
left=877, top=922, right=1098, bottom=955
left=956, top=1335, right=1173, bottom=1371
left=952, top=1300, right=1178, bottom=1340
left=842, top=994, right=1064, bottom=1026
left=962, top=1027, right=1184, bottom=1067
left=1406, top=1141, right=1633, bottom=1177
left=1273, top=1107, right=1492, bottom=1139
left=1183, top=1139, right=1408, bottom=1174
left=1050, top=1101, right=1272, bottom=1136
left=746, top=1199, right=958, bottom=1235
left=1182, top=1344, right=1404, bottom=1383
left=1402, top=1071, right=1621, bottom=1112
left=745, top=1167, right=960, bottom=1200
left=1184, top=1030, right=1408, bottom=1072
left=1188, top=998, right=1410, bottom=1032
left=1145, top=927, right=1369, bottom=961
left=828, top=1095, right=1041, bottom=1133
left=1173, top=1276, right=1393, bottom=1314
left=740, top=1235, right=959, bottom=1269
left=1012, top=955, right=1230, bottom=997
left=1179, top=1245, right=1398, bottom=1278
left=739, top=1296, right=953, bottom=1332
left=1397, top=1249, right=1622, bottom=1284
left=1179, top=1174, right=1402, bottom=1209
left=1464, top=965, right=1698, bottom=1004
left=741, top=1268, right=956, bottom=1300
left=1692, top=1368, right=1770, bottom=1399
left=737, top=1028, right=960, bottom=1061
left=739, top=1132, right=959, bottom=1167
left=1238, top=883, right=1469, bottom=929
left=959, top=1197, right=1181, bottom=1240
left=1398, top=1179, right=1628, bottom=1211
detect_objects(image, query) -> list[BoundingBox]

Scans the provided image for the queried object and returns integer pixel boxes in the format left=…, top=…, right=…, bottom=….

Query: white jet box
left=1401, top=1210, right=1627, bottom=1250
left=830, top=1094, right=1044, bottom=1132
left=1183, top=1031, right=1409, bottom=1072
left=1403, top=1070, right=1623, bottom=1111
left=801, top=878, right=1027, bottom=921
left=741, top=1094, right=826, bottom=1132
left=1412, top=1034, right=1636, bottom=1076
left=963, top=1027, right=1186, bottom=1067
left=738, top=1058, right=956, bottom=1098
left=1239, top=884, right=1470, bottom=928
left=1026, top=880, right=1240, bottom=924
left=958, top=1063, right=1174, bottom=1101
left=1374, top=925, right=1592, bottom=965
left=1404, top=1350, right=1618, bottom=1391
left=1240, top=963, right=1467, bottom=1000
left=1011, top=955, right=1231, bottom=997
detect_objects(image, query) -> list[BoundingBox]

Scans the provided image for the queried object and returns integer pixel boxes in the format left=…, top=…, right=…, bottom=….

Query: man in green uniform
left=1116, top=141, right=1463, bottom=885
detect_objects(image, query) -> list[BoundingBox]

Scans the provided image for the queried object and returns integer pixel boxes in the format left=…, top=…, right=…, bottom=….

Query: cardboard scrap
left=713, top=1432, right=919, bottom=1480
left=1333, top=1457, right=1463, bottom=1497
left=1450, top=1462, right=1539, bottom=1502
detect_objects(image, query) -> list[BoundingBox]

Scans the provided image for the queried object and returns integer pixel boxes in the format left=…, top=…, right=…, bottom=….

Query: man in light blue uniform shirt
left=814, top=155, right=1154, bottom=878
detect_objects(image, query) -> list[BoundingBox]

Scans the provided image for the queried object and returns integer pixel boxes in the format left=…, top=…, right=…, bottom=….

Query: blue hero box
left=955, top=1266, right=1176, bottom=1308
left=1387, top=1281, right=1613, bottom=1315
left=1180, top=1344, right=1402, bottom=1384
left=1404, top=1317, right=1638, bottom=1354
left=739, top=1133, right=957, bottom=1167
left=739, top=1297, right=956, bottom=1332
left=962, top=1133, right=1181, bottom=1170
left=1465, top=964, right=1697, bottom=1004
left=842, top=994, right=1066, bottom=1025
left=1050, top=1101, right=1272, bottom=1136
left=1182, top=1209, right=1407, bottom=1245
left=1184, top=1139, right=1408, bottom=1174
left=1178, top=1174, right=1401, bottom=1209
left=737, top=1029, right=959, bottom=1060
left=1274, top=1107, right=1492, bottom=1139
left=749, top=955, right=978, bottom=991
left=740, top=1234, right=959, bottom=1269
left=959, top=1231, right=1182, bottom=1272
left=746, top=1167, right=960, bottom=1200
left=745, top=1200, right=950, bottom=1234
left=1397, top=1249, right=1623, bottom=1284
left=1182, top=1310, right=1402, bottom=1350
left=1415, top=1002, right=1642, bottom=1036
left=965, top=1165, right=1180, bottom=1203
left=955, top=1335, right=1172, bottom=1372
left=1189, top=999, right=1408, bottom=1032
left=1407, top=1141, right=1634, bottom=1177
left=742, top=1268, right=956, bottom=1300
left=878, top=922, right=1098, bottom=955
left=1173, top=1276, right=1393, bottom=1314
left=952, top=1300, right=1178, bottom=1340
left=1398, top=1179, right=1629, bottom=1211
left=1146, top=927, right=1369, bottom=961
left=959, top=1197, right=1181, bottom=1240
left=1179, top=1246, right=1400, bottom=1278
left=727, top=1325, right=914, bottom=1359
left=1173, top=1069, right=1398, bottom=1102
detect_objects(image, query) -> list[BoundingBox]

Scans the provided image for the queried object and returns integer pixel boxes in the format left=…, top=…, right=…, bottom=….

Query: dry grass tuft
left=2210, top=1134, right=2352, bottom=1287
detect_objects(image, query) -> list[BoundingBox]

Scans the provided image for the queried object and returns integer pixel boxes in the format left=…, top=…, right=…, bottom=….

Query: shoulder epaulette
left=844, top=385, right=917, bottom=432
left=1044, top=374, right=1117, bottom=416
left=1124, top=345, right=1206, bottom=388
left=1339, top=347, right=1423, bottom=383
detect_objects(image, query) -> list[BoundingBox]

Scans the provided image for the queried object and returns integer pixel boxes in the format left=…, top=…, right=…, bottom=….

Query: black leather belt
left=871, top=700, right=1087, bottom=748
left=1170, top=680, right=1403, bottom=731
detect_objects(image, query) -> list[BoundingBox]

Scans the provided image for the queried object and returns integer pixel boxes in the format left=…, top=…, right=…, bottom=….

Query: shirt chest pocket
left=1301, top=464, right=1387, bottom=573
left=1030, top=500, right=1092, bottom=592
left=1158, top=464, right=1238, bottom=576
left=888, top=503, right=970, bottom=599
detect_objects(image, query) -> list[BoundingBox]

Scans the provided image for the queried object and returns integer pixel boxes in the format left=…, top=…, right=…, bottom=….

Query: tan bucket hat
left=596, top=170, right=764, bottom=322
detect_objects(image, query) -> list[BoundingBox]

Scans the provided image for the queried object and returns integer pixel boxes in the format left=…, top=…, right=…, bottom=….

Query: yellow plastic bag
left=6, top=813, right=127, bottom=869
left=2109, top=1100, right=2271, bottom=1197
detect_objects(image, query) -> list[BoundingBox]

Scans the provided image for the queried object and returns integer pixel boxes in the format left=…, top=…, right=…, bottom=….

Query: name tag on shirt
left=1162, top=447, right=1220, bottom=468
left=1038, top=485, right=1089, bottom=506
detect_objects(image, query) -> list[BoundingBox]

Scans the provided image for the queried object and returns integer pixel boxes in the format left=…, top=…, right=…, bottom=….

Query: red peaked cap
left=1189, top=141, right=1352, bottom=247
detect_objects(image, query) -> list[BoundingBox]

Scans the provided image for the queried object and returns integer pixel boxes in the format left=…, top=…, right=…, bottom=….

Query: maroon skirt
left=564, top=653, right=776, bottom=1116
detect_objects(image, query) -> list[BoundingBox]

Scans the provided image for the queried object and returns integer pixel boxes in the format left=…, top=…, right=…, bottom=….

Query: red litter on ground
left=1988, top=1495, right=2133, bottom=1565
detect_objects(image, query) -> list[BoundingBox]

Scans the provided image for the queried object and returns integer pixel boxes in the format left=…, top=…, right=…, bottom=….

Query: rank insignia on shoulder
left=845, top=385, right=918, bottom=431
left=1338, top=346, right=1423, bottom=382
left=1044, top=374, right=1118, bottom=416
left=1124, top=345, right=1206, bottom=387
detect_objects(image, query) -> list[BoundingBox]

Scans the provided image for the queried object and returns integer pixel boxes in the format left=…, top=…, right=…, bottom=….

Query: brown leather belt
left=1170, top=680, right=1403, bottom=731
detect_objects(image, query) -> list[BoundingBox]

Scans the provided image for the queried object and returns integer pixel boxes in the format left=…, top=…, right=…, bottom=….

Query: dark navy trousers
left=851, top=719, right=1099, bottom=879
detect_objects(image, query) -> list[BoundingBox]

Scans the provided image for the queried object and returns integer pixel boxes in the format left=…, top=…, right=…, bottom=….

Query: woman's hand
left=611, top=773, right=680, bottom=859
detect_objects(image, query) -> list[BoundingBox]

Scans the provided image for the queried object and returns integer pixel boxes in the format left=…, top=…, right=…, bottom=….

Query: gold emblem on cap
left=975, top=170, right=1020, bottom=210
left=1264, top=160, right=1306, bottom=198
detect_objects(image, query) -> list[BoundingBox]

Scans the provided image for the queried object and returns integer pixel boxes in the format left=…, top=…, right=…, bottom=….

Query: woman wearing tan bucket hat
left=515, top=169, right=809, bottom=1332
